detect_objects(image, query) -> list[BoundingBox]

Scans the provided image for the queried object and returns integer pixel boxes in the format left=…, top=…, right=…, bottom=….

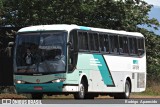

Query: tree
left=0, top=0, right=3, bottom=24
left=0, top=0, right=160, bottom=82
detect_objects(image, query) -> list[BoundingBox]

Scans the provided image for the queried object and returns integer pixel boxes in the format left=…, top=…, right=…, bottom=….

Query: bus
left=14, top=24, right=146, bottom=99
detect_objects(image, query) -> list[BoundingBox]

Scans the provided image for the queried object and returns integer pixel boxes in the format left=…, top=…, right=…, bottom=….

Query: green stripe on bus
left=93, top=54, right=114, bottom=86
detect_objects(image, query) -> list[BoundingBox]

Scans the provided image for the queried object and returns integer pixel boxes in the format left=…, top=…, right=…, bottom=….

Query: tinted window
left=129, top=37, right=138, bottom=55
left=138, top=38, right=145, bottom=55
left=94, top=33, right=99, bottom=51
left=109, top=35, right=118, bottom=54
left=99, top=34, right=105, bottom=52
left=133, top=38, right=138, bottom=55
left=119, top=36, right=124, bottom=54
left=89, top=33, right=95, bottom=51
left=88, top=33, right=99, bottom=52
left=129, top=37, right=134, bottom=54
left=78, top=32, right=89, bottom=51
left=123, top=36, right=129, bottom=54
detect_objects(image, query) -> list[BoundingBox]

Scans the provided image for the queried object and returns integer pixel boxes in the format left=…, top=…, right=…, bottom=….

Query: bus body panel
left=72, top=53, right=146, bottom=93
left=14, top=24, right=146, bottom=97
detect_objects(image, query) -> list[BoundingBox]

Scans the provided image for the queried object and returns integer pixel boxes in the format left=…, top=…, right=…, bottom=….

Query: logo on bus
left=133, top=60, right=139, bottom=70
left=36, top=79, right=40, bottom=83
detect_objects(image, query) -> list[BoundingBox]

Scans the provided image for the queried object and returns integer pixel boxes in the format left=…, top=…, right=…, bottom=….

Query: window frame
left=77, top=31, right=89, bottom=52
left=74, top=29, right=145, bottom=57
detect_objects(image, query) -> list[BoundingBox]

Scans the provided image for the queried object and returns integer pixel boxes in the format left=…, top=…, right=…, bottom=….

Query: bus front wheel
left=74, top=80, right=87, bottom=99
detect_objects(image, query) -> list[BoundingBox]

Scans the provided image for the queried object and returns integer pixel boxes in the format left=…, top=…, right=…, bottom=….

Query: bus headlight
left=15, top=80, right=25, bottom=84
left=52, top=78, right=65, bottom=83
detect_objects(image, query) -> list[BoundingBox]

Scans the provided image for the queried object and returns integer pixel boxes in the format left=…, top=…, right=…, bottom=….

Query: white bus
left=14, top=24, right=146, bottom=99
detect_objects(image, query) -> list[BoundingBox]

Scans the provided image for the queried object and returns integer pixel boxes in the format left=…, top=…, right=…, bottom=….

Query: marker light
left=16, top=80, right=25, bottom=84
left=52, top=78, right=65, bottom=83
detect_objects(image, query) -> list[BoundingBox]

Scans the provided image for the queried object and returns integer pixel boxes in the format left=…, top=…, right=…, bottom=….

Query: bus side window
left=114, top=35, right=119, bottom=54
left=129, top=37, right=138, bottom=56
left=138, top=38, right=145, bottom=56
left=94, top=33, right=99, bottom=52
left=119, top=36, right=124, bottom=54
left=104, top=34, right=109, bottom=53
left=129, top=37, right=134, bottom=55
left=68, top=30, right=78, bottom=72
left=99, top=34, right=104, bottom=52
left=123, top=36, right=129, bottom=54
left=89, top=33, right=95, bottom=51
left=84, top=32, right=89, bottom=51
left=133, top=38, right=138, bottom=55
left=109, top=35, right=114, bottom=53
left=78, top=32, right=83, bottom=50
left=109, top=35, right=118, bottom=54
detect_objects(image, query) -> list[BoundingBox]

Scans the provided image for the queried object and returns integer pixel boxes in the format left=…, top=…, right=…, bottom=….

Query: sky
left=144, top=0, right=160, bottom=7
left=143, top=0, right=160, bottom=35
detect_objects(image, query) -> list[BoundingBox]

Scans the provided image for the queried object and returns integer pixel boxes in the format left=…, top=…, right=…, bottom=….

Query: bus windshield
left=15, top=31, right=67, bottom=74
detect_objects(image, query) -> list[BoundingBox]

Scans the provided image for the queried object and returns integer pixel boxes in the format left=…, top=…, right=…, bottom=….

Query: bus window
left=94, top=33, right=99, bottom=51
left=78, top=31, right=89, bottom=51
left=84, top=32, right=89, bottom=50
left=114, top=35, right=119, bottom=54
left=109, top=35, right=118, bottom=54
left=89, top=33, right=95, bottom=51
left=104, top=34, right=109, bottom=53
left=109, top=35, right=114, bottom=53
left=129, top=38, right=134, bottom=55
left=123, top=36, right=129, bottom=54
left=119, top=36, right=124, bottom=54
left=99, top=34, right=105, bottom=52
left=138, top=38, right=145, bottom=56
left=133, top=38, right=138, bottom=55
left=129, top=37, right=138, bottom=55
left=78, top=32, right=83, bottom=50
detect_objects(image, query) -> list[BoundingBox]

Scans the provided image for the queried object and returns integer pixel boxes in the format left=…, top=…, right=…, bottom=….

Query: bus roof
left=18, top=24, right=144, bottom=37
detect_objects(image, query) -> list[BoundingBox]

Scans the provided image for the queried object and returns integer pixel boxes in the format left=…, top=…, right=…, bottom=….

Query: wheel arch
left=79, top=73, right=89, bottom=91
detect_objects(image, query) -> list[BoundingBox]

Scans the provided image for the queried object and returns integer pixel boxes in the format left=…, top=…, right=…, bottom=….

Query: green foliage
left=0, top=0, right=160, bottom=82
left=0, top=0, right=3, bottom=23
left=139, top=28, right=160, bottom=81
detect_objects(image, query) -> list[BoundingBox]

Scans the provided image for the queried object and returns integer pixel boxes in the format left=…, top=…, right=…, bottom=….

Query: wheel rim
left=79, top=84, right=85, bottom=98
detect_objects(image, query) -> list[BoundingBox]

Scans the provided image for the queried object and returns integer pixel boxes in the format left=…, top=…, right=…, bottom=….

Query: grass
left=132, top=80, right=160, bottom=96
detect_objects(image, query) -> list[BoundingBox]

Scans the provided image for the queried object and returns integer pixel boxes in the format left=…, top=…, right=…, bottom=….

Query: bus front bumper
left=15, top=82, right=63, bottom=93
left=15, top=83, right=79, bottom=93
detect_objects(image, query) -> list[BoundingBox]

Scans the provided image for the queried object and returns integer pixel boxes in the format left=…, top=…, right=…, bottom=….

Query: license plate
left=34, top=86, right=43, bottom=90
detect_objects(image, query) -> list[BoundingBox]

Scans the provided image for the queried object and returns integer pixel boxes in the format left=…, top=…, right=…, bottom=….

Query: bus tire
left=74, top=80, right=87, bottom=99
left=114, top=80, right=131, bottom=99
left=31, top=93, right=43, bottom=99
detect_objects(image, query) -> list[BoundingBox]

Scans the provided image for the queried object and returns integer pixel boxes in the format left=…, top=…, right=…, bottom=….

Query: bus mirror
left=67, top=42, right=74, bottom=52
left=67, top=42, right=72, bottom=46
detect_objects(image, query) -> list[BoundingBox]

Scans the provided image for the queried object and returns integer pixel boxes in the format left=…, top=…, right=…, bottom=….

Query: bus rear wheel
left=31, top=93, right=43, bottom=99
left=74, top=80, right=87, bottom=99
left=114, top=80, right=131, bottom=99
